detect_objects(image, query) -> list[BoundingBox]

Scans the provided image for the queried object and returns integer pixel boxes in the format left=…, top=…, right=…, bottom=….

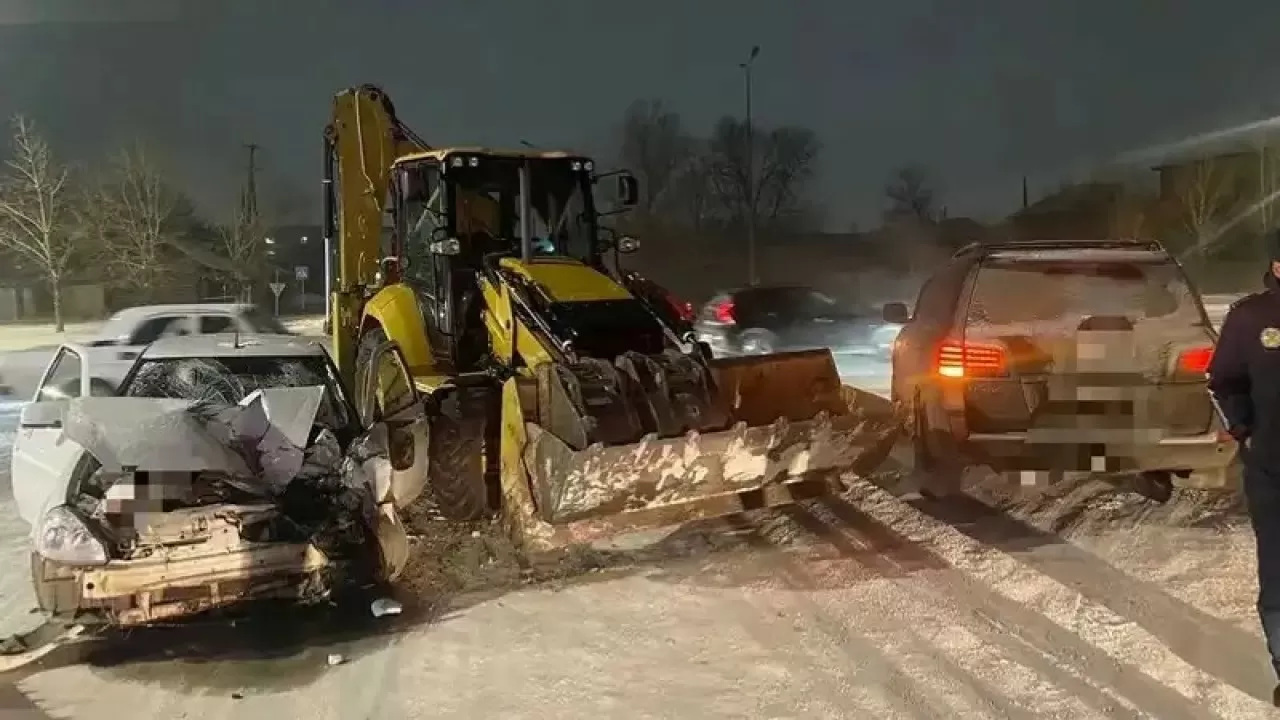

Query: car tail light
left=936, top=339, right=1008, bottom=378
left=713, top=299, right=736, bottom=324
left=1176, top=345, right=1213, bottom=375
left=665, top=294, right=695, bottom=323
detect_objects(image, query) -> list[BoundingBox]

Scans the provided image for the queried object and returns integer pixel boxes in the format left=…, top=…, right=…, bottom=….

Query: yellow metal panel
left=498, top=257, right=633, bottom=303
left=363, top=284, right=435, bottom=376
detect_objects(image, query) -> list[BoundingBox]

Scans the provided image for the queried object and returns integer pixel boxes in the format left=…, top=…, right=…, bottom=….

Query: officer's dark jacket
left=1208, top=272, right=1280, bottom=466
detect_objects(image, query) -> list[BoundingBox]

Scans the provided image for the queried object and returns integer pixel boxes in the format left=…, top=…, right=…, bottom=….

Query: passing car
left=0, top=303, right=294, bottom=400
left=695, top=284, right=894, bottom=357
left=883, top=239, right=1235, bottom=500
left=11, top=333, right=428, bottom=626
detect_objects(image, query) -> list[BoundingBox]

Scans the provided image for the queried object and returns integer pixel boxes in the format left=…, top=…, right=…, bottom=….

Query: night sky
left=1, top=0, right=1279, bottom=228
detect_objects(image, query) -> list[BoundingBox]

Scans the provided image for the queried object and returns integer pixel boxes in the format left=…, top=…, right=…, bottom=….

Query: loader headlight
left=570, top=160, right=595, bottom=172
left=36, top=506, right=108, bottom=567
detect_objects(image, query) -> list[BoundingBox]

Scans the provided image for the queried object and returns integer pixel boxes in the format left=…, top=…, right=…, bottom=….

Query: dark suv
left=883, top=239, right=1236, bottom=499
left=695, top=285, right=889, bottom=357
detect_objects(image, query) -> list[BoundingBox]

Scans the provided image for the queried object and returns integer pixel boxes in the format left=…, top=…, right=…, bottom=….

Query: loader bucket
left=500, top=349, right=902, bottom=553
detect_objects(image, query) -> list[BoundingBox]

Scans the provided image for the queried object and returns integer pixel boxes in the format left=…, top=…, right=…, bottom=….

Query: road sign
left=269, top=282, right=286, bottom=297
left=295, top=265, right=309, bottom=281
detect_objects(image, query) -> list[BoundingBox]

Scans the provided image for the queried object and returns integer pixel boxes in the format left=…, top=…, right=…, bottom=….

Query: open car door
left=355, top=340, right=429, bottom=581
left=11, top=345, right=92, bottom=528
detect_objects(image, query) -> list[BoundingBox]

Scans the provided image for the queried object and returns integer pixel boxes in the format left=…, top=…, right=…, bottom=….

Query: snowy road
left=0, top=309, right=1274, bottom=717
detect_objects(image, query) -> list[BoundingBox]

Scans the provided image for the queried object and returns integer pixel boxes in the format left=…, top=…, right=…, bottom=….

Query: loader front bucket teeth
left=500, top=349, right=902, bottom=553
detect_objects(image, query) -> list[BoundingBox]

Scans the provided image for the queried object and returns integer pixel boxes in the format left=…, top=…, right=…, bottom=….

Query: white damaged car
left=10, top=334, right=429, bottom=627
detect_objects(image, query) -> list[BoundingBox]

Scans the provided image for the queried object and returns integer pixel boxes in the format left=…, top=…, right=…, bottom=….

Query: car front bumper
left=31, top=527, right=335, bottom=626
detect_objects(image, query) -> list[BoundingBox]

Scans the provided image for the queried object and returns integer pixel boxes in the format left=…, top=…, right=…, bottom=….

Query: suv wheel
left=912, top=397, right=965, bottom=498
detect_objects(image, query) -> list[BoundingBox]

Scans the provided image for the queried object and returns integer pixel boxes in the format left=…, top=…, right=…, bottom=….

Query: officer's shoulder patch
left=1262, top=327, right=1280, bottom=349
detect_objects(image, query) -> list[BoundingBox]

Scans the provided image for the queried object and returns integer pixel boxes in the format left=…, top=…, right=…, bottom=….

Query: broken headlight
left=35, top=506, right=108, bottom=567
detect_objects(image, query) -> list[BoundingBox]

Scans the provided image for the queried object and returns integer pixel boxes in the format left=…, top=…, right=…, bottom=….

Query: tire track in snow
left=824, top=479, right=1274, bottom=718
left=764, top=508, right=1141, bottom=719
left=713, top=519, right=947, bottom=719
left=909, top=492, right=1275, bottom=697
left=726, top=514, right=1078, bottom=718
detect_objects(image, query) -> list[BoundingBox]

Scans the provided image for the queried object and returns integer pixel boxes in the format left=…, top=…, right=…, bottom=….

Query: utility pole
left=241, top=143, right=262, bottom=303
left=740, top=45, right=761, bottom=286
left=243, top=143, right=260, bottom=220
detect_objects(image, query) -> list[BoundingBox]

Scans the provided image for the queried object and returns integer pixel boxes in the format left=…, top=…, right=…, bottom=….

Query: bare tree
left=85, top=143, right=190, bottom=295
left=0, top=116, right=75, bottom=330
left=883, top=165, right=937, bottom=223
left=1162, top=157, right=1241, bottom=256
left=618, top=99, right=694, bottom=218
left=705, top=116, right=821, bottom=233
left=214, top=206, right=269, bottom=300
left=1254, top=143, right=1280, bottom=236
left=665, top=147, right=717, bottom=232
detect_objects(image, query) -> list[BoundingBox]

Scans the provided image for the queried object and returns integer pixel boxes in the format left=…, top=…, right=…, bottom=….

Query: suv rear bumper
left=961, top=428, right=1237, bottom=489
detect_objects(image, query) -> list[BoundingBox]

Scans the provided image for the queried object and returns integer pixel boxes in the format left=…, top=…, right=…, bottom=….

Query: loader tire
left=355, top=326, right=388, bottom=421
left=427, top=392, right=491, bottom=521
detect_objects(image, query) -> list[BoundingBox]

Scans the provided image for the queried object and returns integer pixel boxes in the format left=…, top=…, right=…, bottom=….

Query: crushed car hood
left=18, top=386, right=372, bottom=529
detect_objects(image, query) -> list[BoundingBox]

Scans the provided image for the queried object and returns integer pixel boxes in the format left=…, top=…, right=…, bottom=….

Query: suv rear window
left=964, top=257, right=1203, bottom=331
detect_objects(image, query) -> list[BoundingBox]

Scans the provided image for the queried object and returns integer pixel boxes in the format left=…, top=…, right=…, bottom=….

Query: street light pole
left=740, top=45, right=761, bottom=286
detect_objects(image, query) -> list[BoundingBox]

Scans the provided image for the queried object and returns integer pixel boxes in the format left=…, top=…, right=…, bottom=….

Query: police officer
left=1207, top=231, right=1280, bottom=704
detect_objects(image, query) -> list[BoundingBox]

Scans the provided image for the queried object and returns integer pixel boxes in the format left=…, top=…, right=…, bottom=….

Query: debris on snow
left=370, top=597, right=403, bottom=618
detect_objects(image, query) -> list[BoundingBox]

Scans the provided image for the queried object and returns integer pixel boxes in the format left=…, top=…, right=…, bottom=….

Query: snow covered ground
left=0, top=301, right=1267, bottom=718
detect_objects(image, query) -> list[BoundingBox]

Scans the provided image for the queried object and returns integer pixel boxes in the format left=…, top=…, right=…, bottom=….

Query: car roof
left=953, top=239, right=1166, bottom=259
left=99, top=303, right=258, bottom=339
left=139, top=333, right=327, bottom=360
left=717, top=284, right=818, bottom=299
left=981, top=248, right=1171, bottom=263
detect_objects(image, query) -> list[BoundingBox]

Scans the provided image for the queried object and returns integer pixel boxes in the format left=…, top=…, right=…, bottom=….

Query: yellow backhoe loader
left=323, top=84, right=899, bottom=552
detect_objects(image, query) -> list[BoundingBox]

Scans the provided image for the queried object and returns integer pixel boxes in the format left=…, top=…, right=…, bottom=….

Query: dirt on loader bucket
left=506, top=349, right=902, bottom=551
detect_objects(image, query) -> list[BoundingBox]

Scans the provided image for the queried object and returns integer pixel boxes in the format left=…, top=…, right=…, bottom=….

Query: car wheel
left=912, top=396, right=965, bottom=499
left=738, top=329, right=776, bottom=355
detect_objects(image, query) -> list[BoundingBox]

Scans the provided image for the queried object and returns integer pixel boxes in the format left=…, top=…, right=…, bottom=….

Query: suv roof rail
left=952, top=238, right=1164, bottom=258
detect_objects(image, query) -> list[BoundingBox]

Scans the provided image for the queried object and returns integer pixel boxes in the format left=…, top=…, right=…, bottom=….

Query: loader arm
left=325, top=85, right=426, bottom=383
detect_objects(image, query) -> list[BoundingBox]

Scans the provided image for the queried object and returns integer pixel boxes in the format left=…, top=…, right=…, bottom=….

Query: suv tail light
left=712, top=299, right=736, bottom=324
left=936, top=339, right=1008, bottom=378
left=1176, top=345, right=1213, bottom=375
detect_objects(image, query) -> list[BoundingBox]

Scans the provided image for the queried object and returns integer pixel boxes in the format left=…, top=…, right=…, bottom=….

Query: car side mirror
left=882, top=302, right=911, bottom=324
left=616, top=174, right=639, bottom=208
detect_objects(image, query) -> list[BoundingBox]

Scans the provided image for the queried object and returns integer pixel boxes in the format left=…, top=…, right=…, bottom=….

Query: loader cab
left=392, top=150, right=612, bottom=371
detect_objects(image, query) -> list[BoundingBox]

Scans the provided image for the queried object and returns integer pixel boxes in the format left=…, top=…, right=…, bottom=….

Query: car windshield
left=121, top=355, right=352, bottom=433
